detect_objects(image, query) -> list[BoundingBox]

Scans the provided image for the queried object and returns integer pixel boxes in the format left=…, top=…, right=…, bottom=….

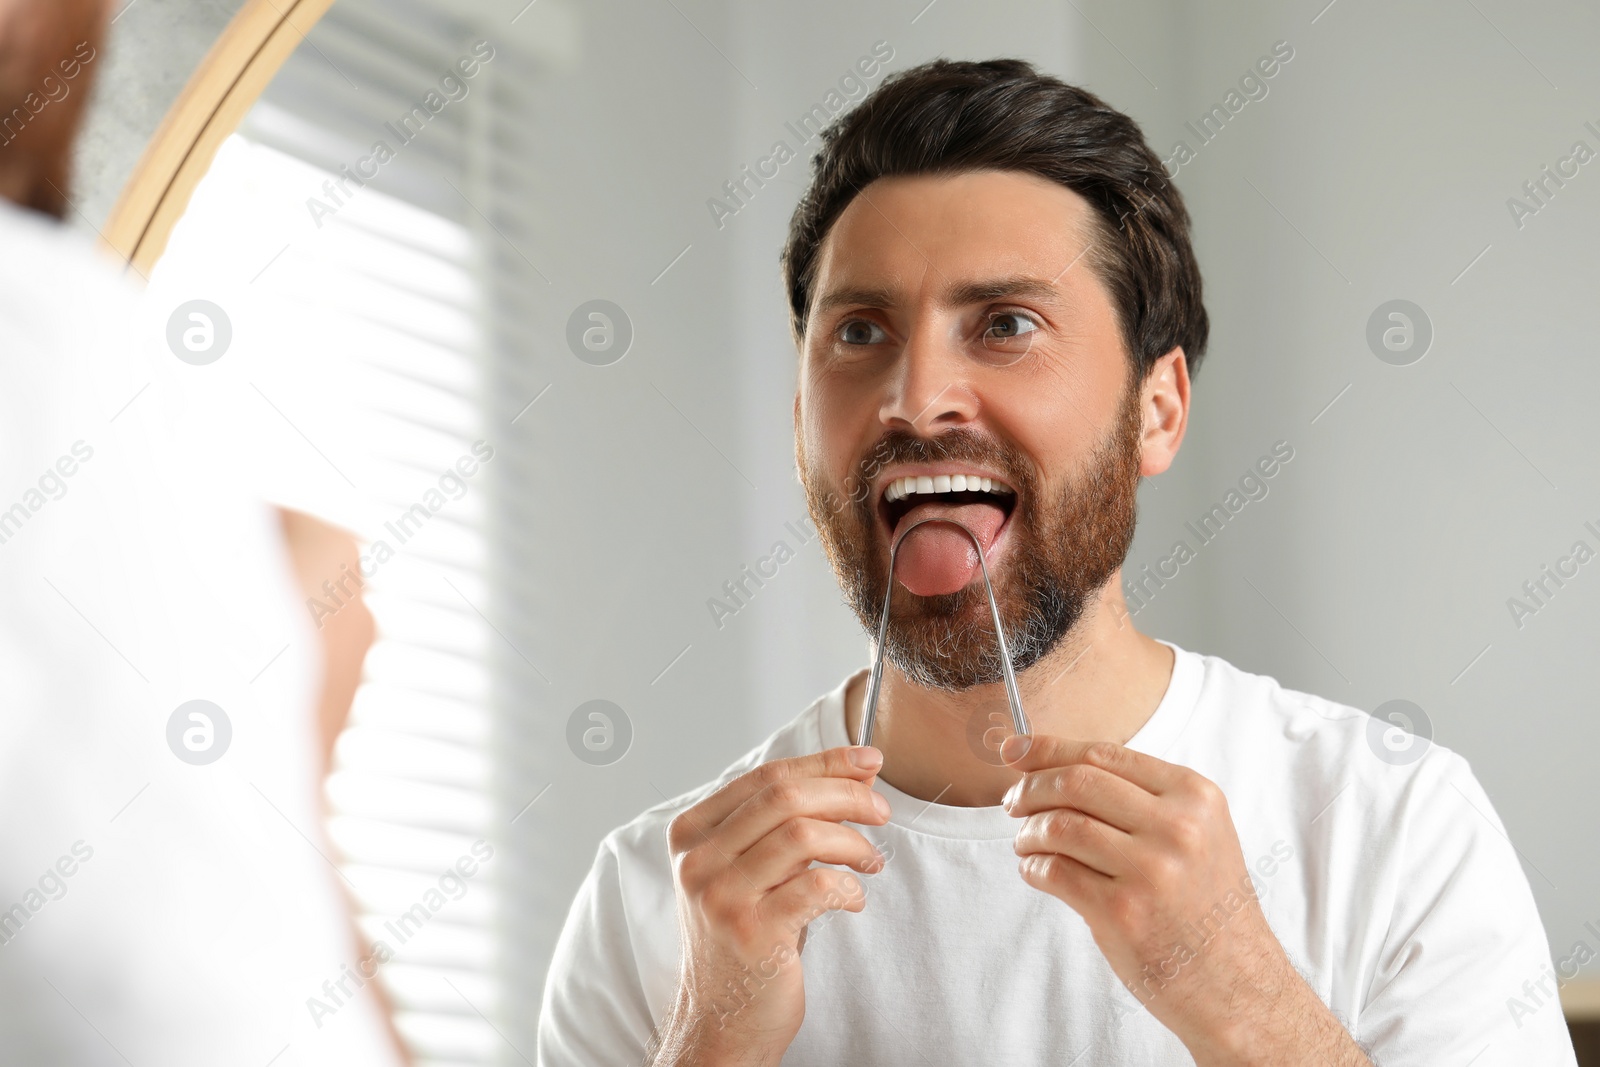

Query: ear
left=1138, top=347, right=1189, bottom=478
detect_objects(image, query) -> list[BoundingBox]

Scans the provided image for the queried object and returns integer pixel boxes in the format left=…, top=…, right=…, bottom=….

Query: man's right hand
left=650, top=745, right=891, bottom=1064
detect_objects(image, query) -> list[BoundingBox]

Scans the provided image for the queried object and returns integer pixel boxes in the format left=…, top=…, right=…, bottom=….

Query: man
left=537, top=59, right=1577, bottom=1065
left=0, top=1, right=403, bottom=1061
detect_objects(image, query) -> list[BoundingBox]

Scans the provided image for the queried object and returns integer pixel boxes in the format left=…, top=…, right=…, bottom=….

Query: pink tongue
left=892, top=502, right=1008, bottom=597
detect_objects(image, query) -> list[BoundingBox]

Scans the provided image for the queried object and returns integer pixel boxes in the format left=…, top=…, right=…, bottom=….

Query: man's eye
left=984, top=312, right=1039, bottom=341
left=839, top=319, right=887, bottom=345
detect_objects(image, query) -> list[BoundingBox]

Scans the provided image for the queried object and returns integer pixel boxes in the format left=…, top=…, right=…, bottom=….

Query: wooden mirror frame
left=100, top=0, right=334, bottom=276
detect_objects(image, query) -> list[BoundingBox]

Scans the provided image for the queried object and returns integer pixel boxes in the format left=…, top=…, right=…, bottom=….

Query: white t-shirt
left=538, top=639, right=1578, bottom=1066
left=0, top=200, right=400, bottom=1065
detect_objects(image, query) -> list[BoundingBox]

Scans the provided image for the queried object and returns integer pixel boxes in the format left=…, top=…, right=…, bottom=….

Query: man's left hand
left=1001, top=734, right=1369, bottom=1065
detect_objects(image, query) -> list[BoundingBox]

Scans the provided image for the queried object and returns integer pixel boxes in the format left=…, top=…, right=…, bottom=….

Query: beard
left=798, top=378, right=1144, bottom=692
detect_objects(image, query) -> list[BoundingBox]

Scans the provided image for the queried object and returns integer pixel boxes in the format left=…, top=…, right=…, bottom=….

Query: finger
left=669, top=746, right=883, bottom=851
left=715, top=775, right=890, bottom=857
left=739, top=819, right=885, bottom=889
left=759, top=865, right=870, bottom=937
left=1000, top=734, right=1181, bottom=795
left=1018, top=851, right=1112, bottom=913
left=1013, top=807, right=1139, bottom=879
left=1003, top=761, right=1158, bottom=832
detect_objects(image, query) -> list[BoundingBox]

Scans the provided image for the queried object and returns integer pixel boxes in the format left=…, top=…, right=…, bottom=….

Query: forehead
left=810, top=168, right=1107, bottom=312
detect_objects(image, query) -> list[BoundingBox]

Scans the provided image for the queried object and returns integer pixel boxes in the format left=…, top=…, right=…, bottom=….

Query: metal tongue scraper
left=855, top=516, right=1031, bottom=749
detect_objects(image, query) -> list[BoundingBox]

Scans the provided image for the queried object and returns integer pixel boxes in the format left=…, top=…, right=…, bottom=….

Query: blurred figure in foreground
left=0, top=0, right=404, bottom=1062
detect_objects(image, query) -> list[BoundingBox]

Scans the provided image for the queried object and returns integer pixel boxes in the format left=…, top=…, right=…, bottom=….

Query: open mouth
left=876, top=472, right=1018, bottom=597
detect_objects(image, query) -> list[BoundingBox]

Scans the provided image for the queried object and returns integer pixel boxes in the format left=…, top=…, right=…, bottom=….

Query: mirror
left=87, top=0, right=1600, bottom=1061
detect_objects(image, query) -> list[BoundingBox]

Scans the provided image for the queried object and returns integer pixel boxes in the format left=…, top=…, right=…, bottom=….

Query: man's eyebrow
left=812, top=285, right=897, bottom=319
left=943, top=277, right=1065, bottom=308
left=811, top=276, right=1065, bottom=319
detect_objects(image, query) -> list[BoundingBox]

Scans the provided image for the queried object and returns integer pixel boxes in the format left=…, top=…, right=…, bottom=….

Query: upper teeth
left=883, top=474, right=1014, bottom=503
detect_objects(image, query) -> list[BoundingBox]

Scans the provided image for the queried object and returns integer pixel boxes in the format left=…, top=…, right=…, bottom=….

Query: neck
left=843, top=570, right=1175, bottom=807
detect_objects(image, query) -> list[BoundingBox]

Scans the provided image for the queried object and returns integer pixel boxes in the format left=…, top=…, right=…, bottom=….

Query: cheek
left=985, top=379, right=1093, bottom=477
left=799, top=368, right=867, bottom=477
left=1015, top=344, right=1131, bottom=453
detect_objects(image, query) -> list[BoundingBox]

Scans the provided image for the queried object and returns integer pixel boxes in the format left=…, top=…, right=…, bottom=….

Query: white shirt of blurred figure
left=0, top=199, right=402, bottom=1065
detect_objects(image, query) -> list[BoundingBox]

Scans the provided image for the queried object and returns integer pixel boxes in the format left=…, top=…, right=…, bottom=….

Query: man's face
left=795, top=168, right=1147, bottom=690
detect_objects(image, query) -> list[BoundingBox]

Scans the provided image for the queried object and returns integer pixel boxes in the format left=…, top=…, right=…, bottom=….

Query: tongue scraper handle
left=855, top=516, right=1031, bottom=750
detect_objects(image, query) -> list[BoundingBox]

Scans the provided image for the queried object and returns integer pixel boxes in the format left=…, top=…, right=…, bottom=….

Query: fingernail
left=1001, top=735, right=1032, bottom=761
left=850, top=746, right=883, bottom=769
left=1002, top=782, right=1019, bottom=810
left=872, top=791, right=891, bottom=818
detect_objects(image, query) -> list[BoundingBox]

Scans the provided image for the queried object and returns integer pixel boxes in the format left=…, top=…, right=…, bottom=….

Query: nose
left=877, top=317, right=979, bottom=434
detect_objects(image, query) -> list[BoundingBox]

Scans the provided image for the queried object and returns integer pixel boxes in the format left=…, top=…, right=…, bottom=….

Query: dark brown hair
left=0, top=0, right=107, bottom=218
left=780, top=57, right=1209, bottom=382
